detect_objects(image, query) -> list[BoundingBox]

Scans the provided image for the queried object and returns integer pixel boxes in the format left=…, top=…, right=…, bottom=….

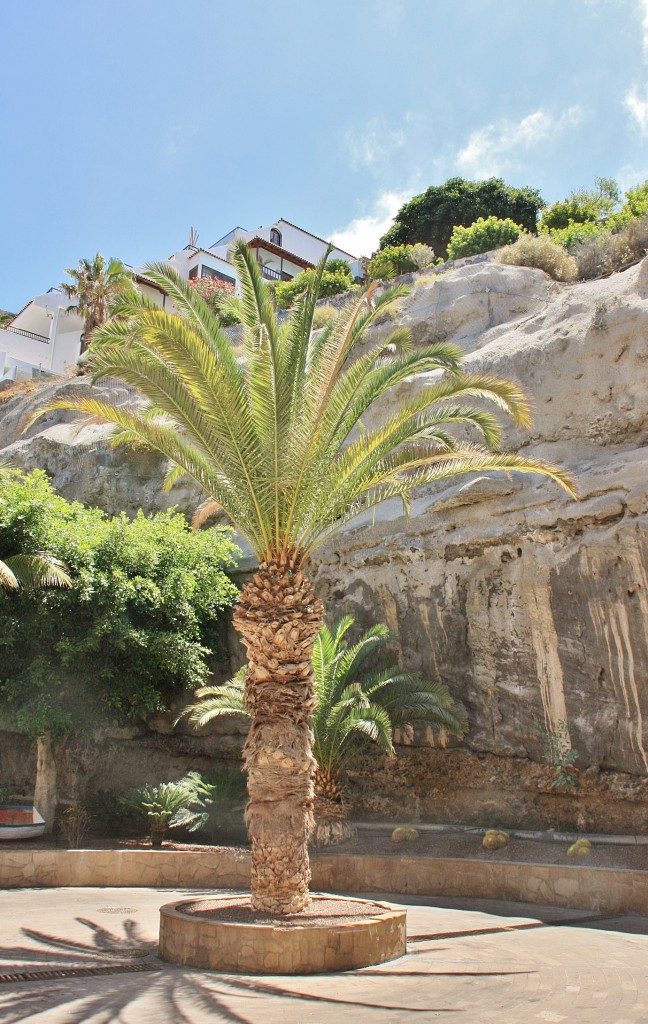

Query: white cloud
left=624, top=1, right=648, bottom=132
left=640, top=0, right=648, bottom=57
left=455, top=106, right=582, bottom=179
left=346, top=119, right=406, bottom=169
left=329, top=190, right=414, bottom=257
left=625, top=86, right=648, bottom=133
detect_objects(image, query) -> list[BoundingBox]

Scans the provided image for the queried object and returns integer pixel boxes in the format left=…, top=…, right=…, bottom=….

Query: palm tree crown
left=45, top=240, right=573, bottom=561
left=61, top=253, right=132, bottom=354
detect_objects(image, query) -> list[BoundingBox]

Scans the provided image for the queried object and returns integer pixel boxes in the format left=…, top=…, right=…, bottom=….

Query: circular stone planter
left=159, top=893, right=406, bottom=974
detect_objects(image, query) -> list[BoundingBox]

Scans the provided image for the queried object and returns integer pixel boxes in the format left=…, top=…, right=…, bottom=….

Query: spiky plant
left=35, top=239, right=573, bottom=912
left=0, top=552, right=71, bottom=591
left=183, top=616, right=466, bottom=845
left=61, top=253, right=132, bottom=353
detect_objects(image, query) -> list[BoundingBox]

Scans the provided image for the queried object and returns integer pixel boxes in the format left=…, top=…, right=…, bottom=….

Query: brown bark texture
left=233, top=558, right=323, bottom=913
left=313, top=766, right=357, bottom=847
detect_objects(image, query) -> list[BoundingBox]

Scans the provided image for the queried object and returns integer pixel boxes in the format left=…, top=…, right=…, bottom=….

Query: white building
left=0, top=274, right=167, bottom=381
left=0, top=218, right=362, bottom=381
left=168, top=218, right=363, bottom=289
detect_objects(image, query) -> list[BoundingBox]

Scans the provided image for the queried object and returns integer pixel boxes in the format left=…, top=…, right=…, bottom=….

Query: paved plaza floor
left=0, top=886, right=647, bottom=1022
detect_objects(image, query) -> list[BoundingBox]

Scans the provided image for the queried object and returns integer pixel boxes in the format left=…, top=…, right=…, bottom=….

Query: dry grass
left=498, top=235, right=578, bottom=281
left=575, top=216, right=648, bottom=280
left=312, top=305, right=338, bottom=330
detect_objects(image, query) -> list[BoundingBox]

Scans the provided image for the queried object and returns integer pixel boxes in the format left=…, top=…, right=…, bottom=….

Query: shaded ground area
left=4, top=826, right=646, bottom=870
left=0, top=886, right=647, bottom=1022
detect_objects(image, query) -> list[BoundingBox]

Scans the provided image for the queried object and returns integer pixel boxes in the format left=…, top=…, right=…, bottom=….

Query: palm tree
left=0, top=553, right=71, bottom=591
left=182, top=616, right=467, bottom=845
left=37, top=239, right=573, bottom=913
left=61, top=253, right=132, bottom=354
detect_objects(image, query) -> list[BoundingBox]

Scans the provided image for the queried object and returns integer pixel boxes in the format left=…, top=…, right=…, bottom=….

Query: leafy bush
left=541, top=177, right=620, bottom=231
left=408, top=243, right=438, bottom=271
left=312, top=305, right=338, bottom=330
left=187, top=766, right=247, bottom=839
left=622, top=180, right=648, bottom=219
left=498, top=235, right=578, bottom=281
left=446, top=216, right=524, bottom=260
left=367, top=245, right=418, bottom=280
left=189, top=276, right=239, bottom=327
left=275, top=266, right=357, bottom=309
left=380, top=177, right=544, bottom=258
left=324, top=257, right=353, bottom=276
left=0, top=470, right=240, bottom=740
left=548, top=219, right=605, bottom=254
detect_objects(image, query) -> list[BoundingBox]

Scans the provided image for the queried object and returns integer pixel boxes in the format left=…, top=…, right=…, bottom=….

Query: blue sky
left=1, top=0, right=647, bottom=311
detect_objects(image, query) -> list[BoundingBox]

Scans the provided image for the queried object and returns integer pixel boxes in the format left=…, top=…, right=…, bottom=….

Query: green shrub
left=622, top=180, right=648, bottom=219
left=312, top=305, right=338, bottom=330
left=447, top=216, right=523, bottom=260
left=119, top=774, right=210, bottom=845
left=275, top=266, right=357, bottom=309
left=84, top=789, right=144, bottom=837
left=498, top=235, right=578, bottom=281
left=325, top=257, right=353, bottom=276
left=367, top=245, right=418, bottom=280
left=548, top=220, right=605, bottom=254
left=189, top=276, right=239, bottom=327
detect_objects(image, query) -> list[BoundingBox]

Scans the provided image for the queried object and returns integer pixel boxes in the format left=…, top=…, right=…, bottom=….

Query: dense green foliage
left=446, top=216, right=524, bottom=260
left=274, top=262, right=357, bottom=309
left=380, top=177, right=544, bottom=258
left=0, top=470, right=239, bottom=739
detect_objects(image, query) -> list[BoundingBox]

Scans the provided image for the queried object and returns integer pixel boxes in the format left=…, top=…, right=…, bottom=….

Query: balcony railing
left=261, top=266, right=292, bottom=282
left=3, top=326, right=50, bottom=344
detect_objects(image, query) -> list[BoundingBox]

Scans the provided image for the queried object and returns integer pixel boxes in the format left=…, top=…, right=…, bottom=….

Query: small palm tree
left=61, top=253, right=132, bottom=354
left=183, top=616, right=466, bottom=845
left=37, top=240, right=574, bottom=913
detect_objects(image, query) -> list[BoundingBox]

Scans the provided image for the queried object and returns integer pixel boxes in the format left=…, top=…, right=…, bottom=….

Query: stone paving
left=0, top=886, right=647, bottom=1022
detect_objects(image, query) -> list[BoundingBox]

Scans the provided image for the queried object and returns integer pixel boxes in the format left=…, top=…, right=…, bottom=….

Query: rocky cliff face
left=2, top=256, right=648, bottom=825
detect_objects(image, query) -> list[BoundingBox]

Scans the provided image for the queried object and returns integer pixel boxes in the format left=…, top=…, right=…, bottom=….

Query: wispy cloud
left=624, top=0, right=648, bottom=133
left=456, top=106, right=582, bottom=179
left=346, top=118, right=406, bottom=169
left=329, top=190, right=414, bottom=257
left=625, top=87, right=648, bottom=133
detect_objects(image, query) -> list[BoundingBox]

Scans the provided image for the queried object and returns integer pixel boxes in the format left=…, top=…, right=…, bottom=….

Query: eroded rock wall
left=2, top=256, right=648, bottom=827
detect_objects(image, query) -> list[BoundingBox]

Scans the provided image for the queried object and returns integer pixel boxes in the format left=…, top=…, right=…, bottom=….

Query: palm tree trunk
left=233, top=557, right=323, bottom=914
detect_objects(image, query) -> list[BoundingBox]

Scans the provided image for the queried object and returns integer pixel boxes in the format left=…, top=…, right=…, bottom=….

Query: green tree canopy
left=380, top=177, right=544, bottom=258
left=0, top=469, right=239, bottom=739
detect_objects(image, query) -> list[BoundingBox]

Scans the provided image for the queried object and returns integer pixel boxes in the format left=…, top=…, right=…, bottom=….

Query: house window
left=188, top=266, right=198, bottom=281
left=270, top=228, right=282, bottom=247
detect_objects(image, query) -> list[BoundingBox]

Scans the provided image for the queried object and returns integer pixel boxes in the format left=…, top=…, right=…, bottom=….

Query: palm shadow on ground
left=0, top=916, right=535, bottom=1023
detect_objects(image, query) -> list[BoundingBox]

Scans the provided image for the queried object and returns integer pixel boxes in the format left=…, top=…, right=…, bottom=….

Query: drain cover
left=0, top=961, right=160, bottom=985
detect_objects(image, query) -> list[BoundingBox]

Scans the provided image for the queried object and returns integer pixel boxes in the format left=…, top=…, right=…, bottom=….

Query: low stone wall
left=2, top=848, right=647, bottom=916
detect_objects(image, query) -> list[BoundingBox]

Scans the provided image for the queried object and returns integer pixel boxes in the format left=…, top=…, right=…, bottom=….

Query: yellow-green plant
left=37, top=240, right=573, bottom=913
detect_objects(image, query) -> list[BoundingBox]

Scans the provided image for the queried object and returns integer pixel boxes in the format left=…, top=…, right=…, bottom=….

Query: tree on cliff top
left=39, top=240, right=574, bottom=913
left=380, top=177, right=544, bottom=259
left=0, top=469, right=239, bottom=828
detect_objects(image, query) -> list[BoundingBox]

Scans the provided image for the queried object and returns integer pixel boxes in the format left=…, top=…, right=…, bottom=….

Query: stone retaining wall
left=1, top=848, right=646, bottom=916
